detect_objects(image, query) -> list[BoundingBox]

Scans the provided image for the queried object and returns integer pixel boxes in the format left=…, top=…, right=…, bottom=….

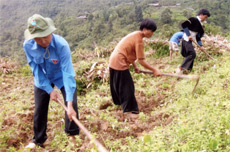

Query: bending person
left=23, top=14, right=79, bottom=149
left=109, top=18, right=161, bottom=119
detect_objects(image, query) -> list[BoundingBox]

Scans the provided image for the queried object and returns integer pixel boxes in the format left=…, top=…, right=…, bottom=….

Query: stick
left=140, top=70, right=199, bottom=93
left=192, top=77, right=199, bottom=94
left=57, top=98, right=108, bottom=152
left=193, top=41, right=215, bottom=60
left=140, top=70, right=199, bottom=80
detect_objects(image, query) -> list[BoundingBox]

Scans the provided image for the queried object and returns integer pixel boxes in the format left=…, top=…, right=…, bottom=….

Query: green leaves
left=209, top=138, right=218, bottom=150
left=143, top=134, right=151, bottom=143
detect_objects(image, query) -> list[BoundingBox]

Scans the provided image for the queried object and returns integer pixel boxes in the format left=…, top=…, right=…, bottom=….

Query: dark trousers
left=180, top=40, right=196, bottom=71
left=109, top=68, right=139, bottom=113
left=33, top=86, right=79, bottom=145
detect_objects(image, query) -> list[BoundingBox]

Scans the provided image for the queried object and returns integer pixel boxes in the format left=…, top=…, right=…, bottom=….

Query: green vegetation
left=126, top=56, right=230, bottom=151
left=0, top=0, right=230, bottom=151
left=1, top=34, right=230, bottom=151
left=147, top=40, right=169, bottom=58
left=0, top=0, right=229, bottom=59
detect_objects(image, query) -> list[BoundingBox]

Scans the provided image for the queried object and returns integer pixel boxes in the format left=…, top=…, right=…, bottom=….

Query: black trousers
left=33, top=86, right=79, bottom=145
left=180, top=40, right=196, bottom=71
left=109, top=68, right=139, bottom=113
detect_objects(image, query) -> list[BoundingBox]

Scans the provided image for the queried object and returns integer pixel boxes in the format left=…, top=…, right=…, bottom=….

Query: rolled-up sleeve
left=59, top=44, right=76, bottom=102
left=135, top=42, right=145, bottom=60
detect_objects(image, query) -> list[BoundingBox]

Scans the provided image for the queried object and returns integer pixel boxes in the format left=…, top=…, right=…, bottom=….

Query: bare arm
left=138, top=59, right=161, bottom=76
left=132, top=61, right=140, bottom=73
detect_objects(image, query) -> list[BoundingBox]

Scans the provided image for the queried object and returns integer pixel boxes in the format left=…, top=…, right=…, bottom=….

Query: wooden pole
left=193, top=40, right=215, bottom=60
left=57, top=98, right=108, bottom=152
left=140, top=70, right=199, bottom=80
left=140, top=70, right=199, bottom=93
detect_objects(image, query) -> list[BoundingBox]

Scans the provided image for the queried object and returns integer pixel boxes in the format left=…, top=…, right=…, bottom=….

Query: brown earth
left=1, top=34, right=229, bottom=151
left=0, top=57, right=175, bottom=152
left=1, top=75, right=173, bottom=152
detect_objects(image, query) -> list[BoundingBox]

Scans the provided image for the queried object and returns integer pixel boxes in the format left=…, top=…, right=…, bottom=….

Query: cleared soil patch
left=0, top=58, right=174, bottom=151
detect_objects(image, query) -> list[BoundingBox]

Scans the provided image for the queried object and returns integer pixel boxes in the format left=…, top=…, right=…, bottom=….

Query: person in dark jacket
left=176, top=9, right=211, bottom=74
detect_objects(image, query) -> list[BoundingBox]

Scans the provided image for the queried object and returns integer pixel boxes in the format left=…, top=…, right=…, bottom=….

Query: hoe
left=57, top=98, right=108, bottom=152
left=140, top=70, right=200, bottom=93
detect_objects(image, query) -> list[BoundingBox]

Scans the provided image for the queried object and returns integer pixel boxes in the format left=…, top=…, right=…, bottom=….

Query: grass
left=1, top=35, right=230, bottom=151
left=117, top=56, right=230, bottom=152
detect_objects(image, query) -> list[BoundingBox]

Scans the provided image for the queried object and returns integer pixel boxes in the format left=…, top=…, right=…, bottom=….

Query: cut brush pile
left=0, top=58, right=18, bottom=74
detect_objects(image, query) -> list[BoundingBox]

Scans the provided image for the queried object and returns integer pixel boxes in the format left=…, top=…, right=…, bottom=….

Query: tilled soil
left=1, top=61, right=174, bottom=152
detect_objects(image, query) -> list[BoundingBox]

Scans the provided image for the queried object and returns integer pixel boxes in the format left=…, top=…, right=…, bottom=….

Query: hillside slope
left=0, top=35, right=230, bottom=151
left=0, top=0, right=229, bottom=59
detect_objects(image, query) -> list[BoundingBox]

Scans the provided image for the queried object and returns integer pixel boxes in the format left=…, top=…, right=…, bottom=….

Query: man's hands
left=50, top=90, right=60, bottom=102
left=188, top=36, right=193, bottom=41
left=138, top=59, right=162, bottom=76
left=134, top=67, right=140, bottom=73
left=200, top=46, right=204, bottom=52
left=153, top=69, right=161, bottom=76
left=67, top=102, right=76, bottom=121
left=50, top=90, right=76, bottom=121
left=132, top=62, right=140, bottom=73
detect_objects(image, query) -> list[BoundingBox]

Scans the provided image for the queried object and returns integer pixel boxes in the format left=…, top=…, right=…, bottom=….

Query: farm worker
left=169, top=31, right=184, bottom=60
left=176, top=9, right=211, bottom=74
left=109, top=18, right=161, bottom=119
left=23, top=14, right=79, bottom=149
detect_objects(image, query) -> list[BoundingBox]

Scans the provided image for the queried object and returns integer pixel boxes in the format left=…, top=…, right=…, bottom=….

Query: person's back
left=169, top=31, right=184, bottom=59
left=109, top=31, right=144, bottom=70
left=109, top=18, right=161, bottom=119
left=170, top=32, right=183, bottom=45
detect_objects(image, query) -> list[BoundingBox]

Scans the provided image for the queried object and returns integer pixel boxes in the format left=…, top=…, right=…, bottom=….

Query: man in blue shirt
left=169, top=31, right=184, bottom=60
left=23, top=14, right=79, bottom=149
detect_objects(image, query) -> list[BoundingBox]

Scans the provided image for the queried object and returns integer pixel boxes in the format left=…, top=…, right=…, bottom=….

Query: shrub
left=146, top=40, right=169, bottom=58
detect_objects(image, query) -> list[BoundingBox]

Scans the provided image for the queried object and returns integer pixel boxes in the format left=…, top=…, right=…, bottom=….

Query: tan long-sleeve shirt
left=109, top=31, right=145, bottom=70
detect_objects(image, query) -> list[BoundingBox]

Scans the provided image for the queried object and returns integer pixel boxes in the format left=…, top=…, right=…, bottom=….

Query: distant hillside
left=0, top=0, right=229, bottom=61
left=0, top=0, right=133, bottom=57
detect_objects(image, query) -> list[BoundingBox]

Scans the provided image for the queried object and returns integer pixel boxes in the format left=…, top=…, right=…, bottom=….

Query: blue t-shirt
left=169, top=32, right=184, bottom=45
left=23, top=34, right=76, bottom=101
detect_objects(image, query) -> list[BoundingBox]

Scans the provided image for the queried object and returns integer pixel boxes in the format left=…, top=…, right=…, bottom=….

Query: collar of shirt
left=196, top=16, right=205, bottom=26
left=49, top=35, right=56, bottom=49
left=31, top=34, right=56, bottom=50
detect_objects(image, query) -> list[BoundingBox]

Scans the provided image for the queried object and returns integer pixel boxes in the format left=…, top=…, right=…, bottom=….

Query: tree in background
left=135, top=6, right=143, bottom=22
left=204, top=23, right=222, bottom=35
left=183, top=10, right=192, bottom=18
left=108, top=20, right=113, bottom=32
left=87, top=13, right=94, bottom=21
left=195, top=0, right=230, bottom=31
left=161, top=8, right=172, bottom=24
left=0, top=0, right=229, bottom=58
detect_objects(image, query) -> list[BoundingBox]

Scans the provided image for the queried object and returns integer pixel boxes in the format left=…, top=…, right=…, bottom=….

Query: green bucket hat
left=24, top=14, right=56, bottom=41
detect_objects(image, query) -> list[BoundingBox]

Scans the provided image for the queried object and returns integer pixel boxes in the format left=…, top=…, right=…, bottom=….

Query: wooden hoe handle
left=140, top=70, right=199, bottom=80
left=57, top=98, right=108, bottom=152
left=140, top=70, right=200, bottom=93
left=192, top=40, right=215, bottom=60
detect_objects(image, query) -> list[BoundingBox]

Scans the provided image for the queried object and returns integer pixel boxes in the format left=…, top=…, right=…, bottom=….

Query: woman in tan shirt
left=109, top=18, right=161, bottom=118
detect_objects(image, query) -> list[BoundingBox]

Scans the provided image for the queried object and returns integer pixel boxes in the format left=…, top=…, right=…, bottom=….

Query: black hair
left=139, top=18, right=157, bottom=32
left=198, top=9, right=211, bottom=17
